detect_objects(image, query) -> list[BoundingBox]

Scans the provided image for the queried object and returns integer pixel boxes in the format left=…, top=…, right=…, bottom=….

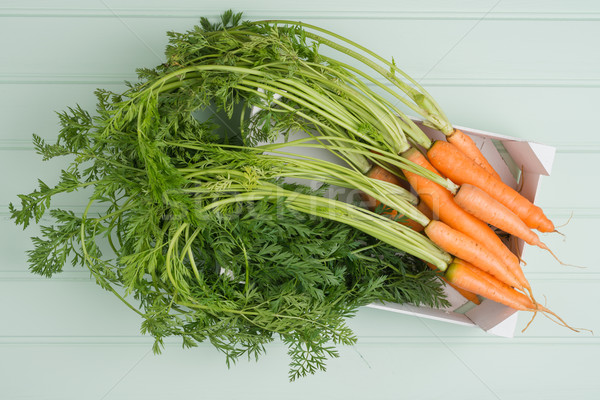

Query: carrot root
left=521, top=310, right=538, bottom=333
left=537, top=304, right=590, bottom=334
left=554, top=229, right=566, bottom=238
left=539, top=244, right=585, bottom=269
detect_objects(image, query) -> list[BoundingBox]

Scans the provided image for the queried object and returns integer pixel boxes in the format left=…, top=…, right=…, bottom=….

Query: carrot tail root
left=524, top=286, right=538, bottom=308
left=537, top=305, right=591, bottom=334
left=521, top=304, right=584, bottom=334
left=521, top=310, right=538, bottom=333
left=539, top=243, right=585, bottom=269
left=554, top=212, right=574, bottom=230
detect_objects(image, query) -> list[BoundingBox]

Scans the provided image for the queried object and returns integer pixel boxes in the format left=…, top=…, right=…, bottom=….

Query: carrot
left=360, top=165, right=425, bottom=232
left=401, top=148, right=530, bottom=292
left=416, top=199, right=434, bottom=221
left=445, top=259, right=581, bottom=332
left=455, top=184, right=548, bottom=250
left=426, top=262, right=481, bottom=305
left=359, top=164, right=404, bottom=209
left=454, top=183, right=574, bottom=267
left=426, top=140, right=554, bottom=233
left=424, top=220, right=523, bottom=291
left=447, top=129, right=502, bottom=181
left=366, top=163, right=404, bottom=185
left=445, top=258, right=533, bottom=311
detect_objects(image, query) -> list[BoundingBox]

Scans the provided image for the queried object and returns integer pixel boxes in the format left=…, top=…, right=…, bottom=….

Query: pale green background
left=1, top=1, right=599, bottom=399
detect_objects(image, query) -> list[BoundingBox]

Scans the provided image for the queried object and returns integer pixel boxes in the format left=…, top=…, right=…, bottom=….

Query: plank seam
left=2, top=9, right=600, bottom=21
left=0, top=335, right=595, bottom=345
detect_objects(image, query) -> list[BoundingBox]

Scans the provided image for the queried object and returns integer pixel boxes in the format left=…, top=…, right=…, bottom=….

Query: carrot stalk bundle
left=426, top=140, right=555, bottom=233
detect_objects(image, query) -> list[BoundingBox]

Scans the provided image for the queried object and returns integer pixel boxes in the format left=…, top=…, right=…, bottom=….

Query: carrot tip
left=539, top=309, right=591, bottom=334
left=555, top=212, right=574, bottom=230
left=521, top=293, right=582, bottom=334
left=544, top=246, right=586, bottom=269
left=552, top=229, right=566, bottom=238
left=521, top=310, right=538, bottom=333
left=531, top=301, right=591, bottom=334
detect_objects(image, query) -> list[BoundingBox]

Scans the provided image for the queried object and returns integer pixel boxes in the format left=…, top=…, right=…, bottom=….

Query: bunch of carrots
left=148, top=14, right=580, bottom=331
left=234, top=19, right=575, bottom=330
left=238, top=19, right=582, bottom=331
left=361, top=129, right=572, bottom=330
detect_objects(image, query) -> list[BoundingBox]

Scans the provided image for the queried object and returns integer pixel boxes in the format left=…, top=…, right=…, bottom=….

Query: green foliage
left=10, top=11, right=447, bottom=380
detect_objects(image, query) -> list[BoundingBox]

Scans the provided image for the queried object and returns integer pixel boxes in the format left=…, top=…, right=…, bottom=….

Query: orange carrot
left=416, top=199, right=434, bottom=221
left=360, top=165, right=425, bottom=232
left=401, top=148, right=530, bottom=292
left=426, top=262, right=481, bottom=305
left=359, top=164, right=404, bottom=209
left=366, top=163, right=404, bottom=185
left=454, top=183, right=575, bottom=268
left=426, top=140, right=554, bottom=233
left=444, top=258, right=533, bottom=310
left=445, top=259, right=581, bottom=332
left=422, top=200, right=480, bottom=304
left=447, top=129, right=502, bottom=181
left=455, top=184, right=548, bottom=250
left=424, top=220, right=523, bottom=291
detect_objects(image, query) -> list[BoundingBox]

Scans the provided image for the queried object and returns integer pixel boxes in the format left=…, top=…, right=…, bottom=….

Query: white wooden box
left=366, top=121, right=556, bottom=337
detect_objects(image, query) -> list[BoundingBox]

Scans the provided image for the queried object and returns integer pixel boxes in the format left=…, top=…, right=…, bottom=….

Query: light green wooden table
left=2, top=1, right=599, bottom=398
